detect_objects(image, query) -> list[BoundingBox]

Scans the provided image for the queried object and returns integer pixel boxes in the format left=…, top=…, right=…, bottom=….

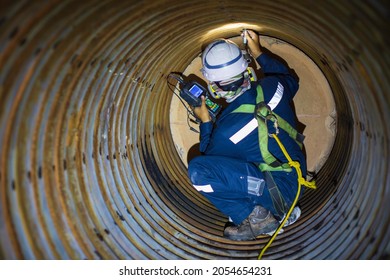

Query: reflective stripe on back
left=229, top=83, right=284, bottom=144
left=229, top=118, right=258, bottom=144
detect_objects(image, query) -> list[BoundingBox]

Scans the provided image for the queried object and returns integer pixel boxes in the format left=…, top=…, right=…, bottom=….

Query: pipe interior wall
left=0, top=0, right=389, bottom=259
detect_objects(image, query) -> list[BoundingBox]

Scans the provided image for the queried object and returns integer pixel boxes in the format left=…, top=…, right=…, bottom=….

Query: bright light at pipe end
left=203, top=23, right=262, bottom=40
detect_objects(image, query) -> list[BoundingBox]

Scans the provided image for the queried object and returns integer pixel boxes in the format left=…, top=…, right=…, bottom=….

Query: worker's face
left=215, top=74, right=245, bottom=92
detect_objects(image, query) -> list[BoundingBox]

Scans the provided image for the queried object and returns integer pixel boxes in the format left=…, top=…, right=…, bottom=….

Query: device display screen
left=188, top=84, right=203, bottom=97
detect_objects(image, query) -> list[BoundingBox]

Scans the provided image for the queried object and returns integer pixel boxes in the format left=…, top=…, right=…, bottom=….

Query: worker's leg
left=188, top=155, right=271, bottom=225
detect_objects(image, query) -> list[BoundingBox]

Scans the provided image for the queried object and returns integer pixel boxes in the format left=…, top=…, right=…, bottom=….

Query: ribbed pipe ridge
left=0, top=0, right=389, bottom=259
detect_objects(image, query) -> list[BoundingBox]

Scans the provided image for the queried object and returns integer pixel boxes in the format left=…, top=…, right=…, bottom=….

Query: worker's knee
left=187, top=156, right=209, bottom=184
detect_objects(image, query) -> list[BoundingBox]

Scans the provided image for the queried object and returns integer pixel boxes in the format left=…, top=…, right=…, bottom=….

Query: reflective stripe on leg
left=193, top=184, right=214, bottom=193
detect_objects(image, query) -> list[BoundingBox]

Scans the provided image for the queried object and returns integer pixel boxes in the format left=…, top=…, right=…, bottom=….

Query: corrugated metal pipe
left=0, top=0, right=389, bottom=259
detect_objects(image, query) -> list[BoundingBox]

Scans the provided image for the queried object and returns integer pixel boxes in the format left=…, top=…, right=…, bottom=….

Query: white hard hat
left=201, top=39, right=248, bottom=82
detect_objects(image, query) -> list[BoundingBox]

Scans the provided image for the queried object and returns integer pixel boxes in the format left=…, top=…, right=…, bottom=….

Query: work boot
left=283, top=206, right=301, bottom=227
left=223, top=206, right=279, bottom=241
left=259, top=206, right=302, bottom=236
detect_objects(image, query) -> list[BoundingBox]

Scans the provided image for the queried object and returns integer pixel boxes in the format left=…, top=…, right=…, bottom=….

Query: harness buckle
left=255, top=102, right=271, bottom=118
left=266, top=115, right=279, bottom=136
left=255, top=101, right=279, bottom=136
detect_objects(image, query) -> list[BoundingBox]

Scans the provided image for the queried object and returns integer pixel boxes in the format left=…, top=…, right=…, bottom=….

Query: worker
left=187, top=30, right=307, bottom=241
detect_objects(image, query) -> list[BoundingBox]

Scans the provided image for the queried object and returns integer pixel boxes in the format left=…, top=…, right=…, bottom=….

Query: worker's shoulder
left=258, top=78, right=281, bottom=96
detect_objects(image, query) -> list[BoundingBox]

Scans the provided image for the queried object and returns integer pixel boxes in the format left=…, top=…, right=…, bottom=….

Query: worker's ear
left=247, top=67, right=257, bottom=82
left=208, top=83, right=221, bottom=99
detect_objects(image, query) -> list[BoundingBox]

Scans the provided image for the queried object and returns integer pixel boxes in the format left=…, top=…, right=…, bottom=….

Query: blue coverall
left=188, top=52, right=307, bottom=225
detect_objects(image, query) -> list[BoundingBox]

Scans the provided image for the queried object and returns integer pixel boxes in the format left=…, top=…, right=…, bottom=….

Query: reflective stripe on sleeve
left=268, top=82, right=284, bottom=110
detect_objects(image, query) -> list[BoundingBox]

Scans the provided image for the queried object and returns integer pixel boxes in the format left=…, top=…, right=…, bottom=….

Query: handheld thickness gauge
left=180, top=80, right=221, bottom=121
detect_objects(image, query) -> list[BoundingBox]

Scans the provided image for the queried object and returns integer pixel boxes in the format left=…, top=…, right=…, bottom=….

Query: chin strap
left=225, top=83, right=251, bottom=103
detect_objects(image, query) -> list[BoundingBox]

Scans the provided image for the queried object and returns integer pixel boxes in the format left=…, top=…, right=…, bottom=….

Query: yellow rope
left=258, top=134, right=316, bottom=259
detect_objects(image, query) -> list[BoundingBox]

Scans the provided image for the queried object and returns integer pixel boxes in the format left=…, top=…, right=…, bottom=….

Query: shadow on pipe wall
left=0, top=0, right=389, bottom=259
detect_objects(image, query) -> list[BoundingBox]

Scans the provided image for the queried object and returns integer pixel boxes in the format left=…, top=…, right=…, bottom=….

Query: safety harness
left=231, top=85, right=305, bottom=172
left=230, top=85, right=316, bottom=259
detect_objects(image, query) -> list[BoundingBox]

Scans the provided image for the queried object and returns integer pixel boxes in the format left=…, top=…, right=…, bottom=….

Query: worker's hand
left=193, top=96, right=211, bottom=123
left=245, top=29, right=262, bottom=59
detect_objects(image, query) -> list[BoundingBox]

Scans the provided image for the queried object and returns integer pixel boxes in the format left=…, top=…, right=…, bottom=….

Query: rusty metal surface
left=0, top=0, right=389, bottom=259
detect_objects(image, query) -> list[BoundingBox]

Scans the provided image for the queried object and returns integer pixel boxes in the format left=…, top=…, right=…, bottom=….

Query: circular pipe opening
left=0, top=1, right=389, bottom=259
